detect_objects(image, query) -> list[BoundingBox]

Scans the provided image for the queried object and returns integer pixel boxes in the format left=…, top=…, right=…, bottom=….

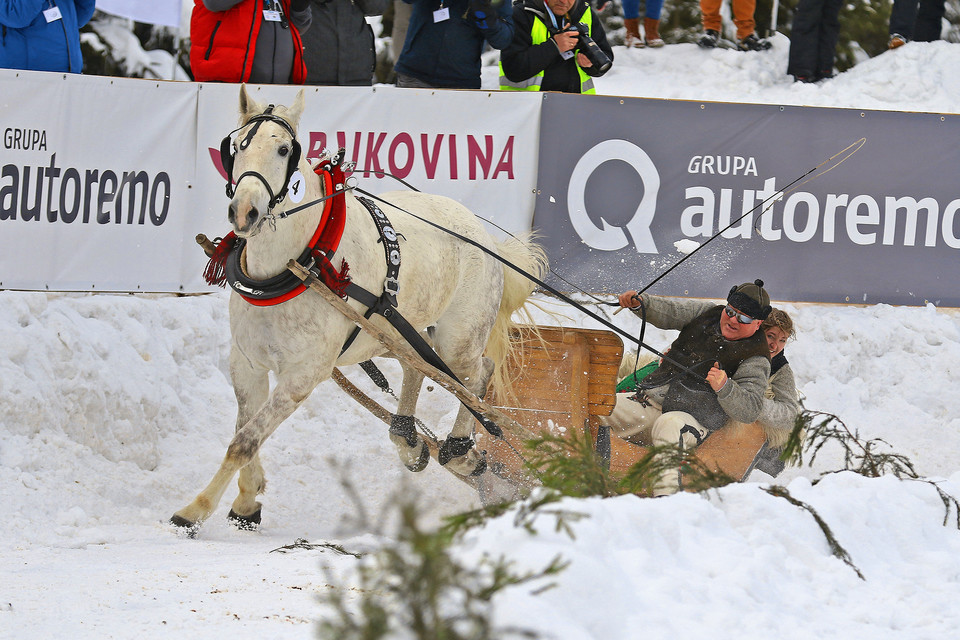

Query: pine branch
left=316, top=490, right=565, bottom=640
left=762, top=485, right=865, bottom=581
left=523, top=427, right=738, bottom=499
left=784, top=406, right=918, bottom=479
left=617, top=444, right=738, bottom=496
left=440, top=489, right=586, bottom=542
left=522, top=428, right=620, bottom=498
left=782, top=405, right=960, bottom=529
left=269, top=538, right=363, bottom=557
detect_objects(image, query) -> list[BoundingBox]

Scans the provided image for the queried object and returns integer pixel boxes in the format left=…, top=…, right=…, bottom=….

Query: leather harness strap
left=333, top=197, right=503, bottom=439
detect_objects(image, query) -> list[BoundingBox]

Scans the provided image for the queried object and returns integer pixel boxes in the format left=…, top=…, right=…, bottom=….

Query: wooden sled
left=475, top=326, right=768, bottom=493
left=290, top=258, right=766, bottom=496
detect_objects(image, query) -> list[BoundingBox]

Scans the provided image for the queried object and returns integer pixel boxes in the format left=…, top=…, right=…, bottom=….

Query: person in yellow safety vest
left=499, top=0, right=613, bottom=94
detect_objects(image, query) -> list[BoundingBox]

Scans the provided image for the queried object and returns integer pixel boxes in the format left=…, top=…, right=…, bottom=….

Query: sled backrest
left=489, top=325, right=623, bottom=432
left=476, top=326, right=623, bottom=485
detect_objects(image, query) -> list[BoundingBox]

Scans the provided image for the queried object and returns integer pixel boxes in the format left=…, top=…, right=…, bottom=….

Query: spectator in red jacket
left=190, top=0, right=312, bottom=84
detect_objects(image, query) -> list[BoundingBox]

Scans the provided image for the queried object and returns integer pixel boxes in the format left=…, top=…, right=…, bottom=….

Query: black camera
left=565, top=22, right=612, bottom=74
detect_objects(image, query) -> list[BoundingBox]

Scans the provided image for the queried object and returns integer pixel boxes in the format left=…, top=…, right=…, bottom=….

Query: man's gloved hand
left=468, top=0, right=501, bottom=28
left=290, top=0, right=312, bottom=11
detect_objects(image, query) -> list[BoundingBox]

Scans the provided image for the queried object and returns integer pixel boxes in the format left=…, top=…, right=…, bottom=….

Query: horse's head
left=223, top=85, right=306, bottom=237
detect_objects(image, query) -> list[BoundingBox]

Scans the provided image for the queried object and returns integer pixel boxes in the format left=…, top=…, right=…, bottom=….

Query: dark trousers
left=787, top=0, right=843, bottom=78
left=889, top=0, right=946, bottom=41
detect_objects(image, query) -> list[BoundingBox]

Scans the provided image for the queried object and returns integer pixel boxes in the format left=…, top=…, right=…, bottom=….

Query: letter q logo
left=567, top=139, right=660, bottom=253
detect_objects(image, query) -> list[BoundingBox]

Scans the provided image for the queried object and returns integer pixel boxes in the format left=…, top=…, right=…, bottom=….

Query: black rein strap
left=352, top=186, right=703, bottom=382
left=332, top=196, right=504, bottom=439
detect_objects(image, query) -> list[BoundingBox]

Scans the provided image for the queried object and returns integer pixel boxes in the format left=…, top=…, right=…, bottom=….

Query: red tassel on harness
left=311, top=251, right=351, bottom=298
left=203, top=233, right=237, bottom=287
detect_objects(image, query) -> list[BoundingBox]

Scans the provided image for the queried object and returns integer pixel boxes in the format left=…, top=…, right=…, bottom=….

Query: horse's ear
left=286, top=89, right=306, bottom=130
left=238, top=84, right=263, bottom=125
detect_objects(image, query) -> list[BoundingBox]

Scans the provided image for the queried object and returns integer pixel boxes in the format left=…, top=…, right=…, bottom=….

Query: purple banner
left=532, top=93, right=960, bottom=307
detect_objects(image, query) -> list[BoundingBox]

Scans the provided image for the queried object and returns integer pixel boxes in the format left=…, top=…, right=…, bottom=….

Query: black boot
left=698, top=29, right=719, bottom=48
left=738, top=33, right=771, bottom=51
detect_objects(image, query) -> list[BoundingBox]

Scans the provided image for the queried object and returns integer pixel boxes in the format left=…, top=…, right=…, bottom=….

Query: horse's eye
left=278, top=146, right=290, bottom=157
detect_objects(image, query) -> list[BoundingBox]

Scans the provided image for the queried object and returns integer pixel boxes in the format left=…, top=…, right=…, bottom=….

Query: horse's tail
left=484, top=233, right=549, bottom=401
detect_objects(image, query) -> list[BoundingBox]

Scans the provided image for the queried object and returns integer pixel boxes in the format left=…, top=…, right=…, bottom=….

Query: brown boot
left=644, top=17, right=664, bottom=47
left=624, top=18, right=644, bottom=48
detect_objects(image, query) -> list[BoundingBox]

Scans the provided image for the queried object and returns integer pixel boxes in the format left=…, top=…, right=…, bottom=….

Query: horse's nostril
left=228, top=202, right=237, bottom=224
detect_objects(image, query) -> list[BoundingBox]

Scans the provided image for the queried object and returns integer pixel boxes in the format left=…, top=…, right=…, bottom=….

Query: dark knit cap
left=727, top=279, right=772, bottom=321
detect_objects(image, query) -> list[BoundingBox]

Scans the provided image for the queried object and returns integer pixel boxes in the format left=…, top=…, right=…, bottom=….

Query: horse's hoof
left=469, top=456, right=487, bottom=477
left=390, top=414, right=419, bottom=447
left=390, top=414, right=429, bottom=471
left=227, top=507, right=262, bottom=531
left=438, top=436, right=472, bottom=466
left=170, top=515, right=200, bottom=538
left=405, top=440, right=430, bottom=473
left=439, top=436, right=486, bottom=476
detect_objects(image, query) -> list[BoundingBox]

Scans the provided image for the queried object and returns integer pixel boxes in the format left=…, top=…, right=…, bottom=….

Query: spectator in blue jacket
left=1, top=0, right=96, bottom=73
left=394, top=0, right=512, bottom=89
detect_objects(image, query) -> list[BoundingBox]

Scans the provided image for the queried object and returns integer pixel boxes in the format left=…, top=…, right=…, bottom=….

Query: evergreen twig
left=270, top=538, right=363, bottom=557
left=522, top=427, right=737, bottom=498
left=783, top=407, right=917, bottom=478
left=316, top=490, right=569, bottom=640
left=782, top=404, right=960, bottom=529
left=762, top=485, right=865, bottom=581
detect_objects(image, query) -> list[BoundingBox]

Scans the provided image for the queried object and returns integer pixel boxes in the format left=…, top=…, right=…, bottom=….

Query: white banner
left=190, top=83, right=542, bottom=290
left=0, top=71, right=197, bottom=291
left=0, top=72, right=541, bottom=292
left=95, top=0, right=183, bottom=27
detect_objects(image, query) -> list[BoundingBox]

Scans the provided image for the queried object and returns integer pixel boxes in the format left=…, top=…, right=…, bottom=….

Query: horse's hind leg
left=388, top=361, right=429, bottom=472
left=439, top=354, right=495, bottom=477
left=430, top=286, right=501, bottom=476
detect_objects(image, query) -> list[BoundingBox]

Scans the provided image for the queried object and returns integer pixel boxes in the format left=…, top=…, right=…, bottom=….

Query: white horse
left=171, top=86, right=546, bottom=531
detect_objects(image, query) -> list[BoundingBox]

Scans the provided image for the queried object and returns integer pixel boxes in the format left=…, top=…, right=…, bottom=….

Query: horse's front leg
left=388, top=361, right=429, bottom=472
left=227, top=355, right=270, bottom=529
left=170, top=373, right=319, bottom=532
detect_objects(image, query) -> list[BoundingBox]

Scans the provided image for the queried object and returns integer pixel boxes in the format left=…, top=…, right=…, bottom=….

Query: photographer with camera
left=499, top=0, right=612, bottom=94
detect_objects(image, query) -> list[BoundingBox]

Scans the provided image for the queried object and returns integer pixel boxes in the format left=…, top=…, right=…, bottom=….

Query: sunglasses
left=724, top=305, right=755, bottom=325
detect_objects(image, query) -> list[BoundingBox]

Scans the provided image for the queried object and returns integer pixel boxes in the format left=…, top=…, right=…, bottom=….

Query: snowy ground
left=5, top=39, right=960, bottom=639
left=485, top=33, right=960, bottom=115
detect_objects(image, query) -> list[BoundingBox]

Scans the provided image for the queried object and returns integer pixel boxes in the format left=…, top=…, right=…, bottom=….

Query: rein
left=341, top=136, right=864, bottom=382
left=351, top=185, right=703, bottom=381
left=628, top=137, right=866, bottom=300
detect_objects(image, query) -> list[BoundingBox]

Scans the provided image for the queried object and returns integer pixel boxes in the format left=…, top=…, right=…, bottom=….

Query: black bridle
left=220, top=105, right=303, bottom=210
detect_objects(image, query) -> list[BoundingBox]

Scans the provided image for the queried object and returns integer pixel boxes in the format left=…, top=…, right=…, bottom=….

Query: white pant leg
left=605, top=393, right=662, bottom=445
left=650, top=411, right=708, bottom=496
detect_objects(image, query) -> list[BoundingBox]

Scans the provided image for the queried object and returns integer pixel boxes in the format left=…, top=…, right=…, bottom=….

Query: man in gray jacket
left=614, top=279, right=773, bottom=495
left=302, top=0, right=389, bottom=85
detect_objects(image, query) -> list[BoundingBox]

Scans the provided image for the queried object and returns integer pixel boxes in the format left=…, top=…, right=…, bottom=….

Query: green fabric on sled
left=615, top=361, right=660, bottom=392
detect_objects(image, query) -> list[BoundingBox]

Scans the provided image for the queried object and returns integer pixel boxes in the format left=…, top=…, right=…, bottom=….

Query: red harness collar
left=203, top=160, right=350, bottom=306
